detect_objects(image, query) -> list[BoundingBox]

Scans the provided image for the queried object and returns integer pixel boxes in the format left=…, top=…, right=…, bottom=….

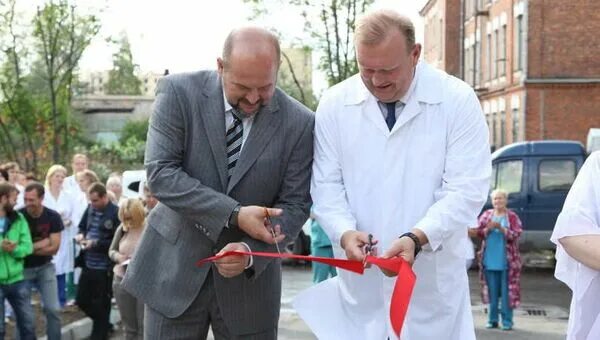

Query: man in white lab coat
left=309, top=9, right=491, bottom=340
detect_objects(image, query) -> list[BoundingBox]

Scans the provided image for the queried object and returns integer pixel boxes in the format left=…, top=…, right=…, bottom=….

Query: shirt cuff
left=240, top=242, right=253, bottom=268
left=413, top=217, right=443, bottom=252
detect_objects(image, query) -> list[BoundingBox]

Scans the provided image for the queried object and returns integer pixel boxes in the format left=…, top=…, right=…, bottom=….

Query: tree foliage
left=0, top=0, right=47, bottom=172
left=105, top=34, right=142, bottom=95
left=0, top=0, right=100, bottom=173
left=244, top=0, right=373, bottom=87
left=32, top=0, right=100, bottom=163
left=119, top=118, right=149, bottom=144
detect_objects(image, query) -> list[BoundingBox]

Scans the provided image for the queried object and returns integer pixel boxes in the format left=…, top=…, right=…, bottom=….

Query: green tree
left=120, top=118, right=149, bottom=143
left=278, top=48, right=318, bottom=110
left=105, top=34, right=142, bottom=95
left=32, top=0, right=101, bottom=163
left=244, top=0, right=373, bottom=87
left=0, top=0, right=45, bottom=171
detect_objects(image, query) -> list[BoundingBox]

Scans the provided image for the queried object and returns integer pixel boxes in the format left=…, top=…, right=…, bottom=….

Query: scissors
left=265, top=208, right=281, bottom=254
left=363, top=233, right=374, bottom=268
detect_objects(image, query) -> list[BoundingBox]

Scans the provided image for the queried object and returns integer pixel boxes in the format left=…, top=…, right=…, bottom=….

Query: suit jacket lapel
left=200, top=75, right=228, bottom=191
left=227, top=97, right=281, bottom=193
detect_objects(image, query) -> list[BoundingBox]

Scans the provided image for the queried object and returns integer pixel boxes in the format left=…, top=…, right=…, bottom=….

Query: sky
left=17, top=0, right=428, bottom=91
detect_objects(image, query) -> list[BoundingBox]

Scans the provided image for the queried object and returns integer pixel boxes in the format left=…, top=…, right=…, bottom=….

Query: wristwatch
left=228, top=205, right=241, bottom=228
left=399, top=232, right=422, bottom=258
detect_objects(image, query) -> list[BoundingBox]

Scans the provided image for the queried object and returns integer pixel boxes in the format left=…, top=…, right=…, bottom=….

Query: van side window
left=539, top=160, right=576, bottom=192
left=496, top=160, right=523, bottom=194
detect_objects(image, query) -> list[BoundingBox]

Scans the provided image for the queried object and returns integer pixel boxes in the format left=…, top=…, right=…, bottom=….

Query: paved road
left=125, top=265, right=568, bottom=340
left=253, top=266, right=569, bottom=340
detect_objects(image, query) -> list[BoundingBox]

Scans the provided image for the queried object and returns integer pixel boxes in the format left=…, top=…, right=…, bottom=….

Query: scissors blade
left=272, top=228, right=282, bottom=255
left=363, top=234, right=374, bottom=268
left=265, top=208, right=281, bottom=254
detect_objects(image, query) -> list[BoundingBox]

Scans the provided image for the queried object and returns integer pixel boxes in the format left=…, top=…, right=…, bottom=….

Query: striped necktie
left=226, top=110, right=244, bottom=179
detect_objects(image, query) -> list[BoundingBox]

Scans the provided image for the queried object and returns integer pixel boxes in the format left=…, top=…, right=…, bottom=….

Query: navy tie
left=385, top=102, right=397, bottom=131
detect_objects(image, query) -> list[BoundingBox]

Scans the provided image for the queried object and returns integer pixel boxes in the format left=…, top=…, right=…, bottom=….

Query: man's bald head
left=221, top=27, right=281, bottom=69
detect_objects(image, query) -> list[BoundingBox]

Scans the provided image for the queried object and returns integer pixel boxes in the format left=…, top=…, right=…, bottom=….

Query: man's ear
left=217, top=58, right=225, bottom=76
left=412, top=43, right=422, bottom=64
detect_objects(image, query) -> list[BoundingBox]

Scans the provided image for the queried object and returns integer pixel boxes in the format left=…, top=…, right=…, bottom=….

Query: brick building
left=420, top=0, right=600, bottom=150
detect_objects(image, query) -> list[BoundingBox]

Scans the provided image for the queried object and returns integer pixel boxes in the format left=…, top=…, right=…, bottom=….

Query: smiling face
left=491, top=192, right=508, bottom=210
left=24, top=189, right=43, bottom=215
left=356, top=28, right=421, bottom=103
left=217, top=52, right=278, bottom=116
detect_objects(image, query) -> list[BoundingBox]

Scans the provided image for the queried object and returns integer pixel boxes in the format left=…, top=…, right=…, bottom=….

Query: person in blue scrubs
left=476, top=189, right=523, bottom=331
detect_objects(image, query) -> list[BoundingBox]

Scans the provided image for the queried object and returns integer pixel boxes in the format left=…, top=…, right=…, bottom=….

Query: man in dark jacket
left=75, top=182, right=119, bottom=340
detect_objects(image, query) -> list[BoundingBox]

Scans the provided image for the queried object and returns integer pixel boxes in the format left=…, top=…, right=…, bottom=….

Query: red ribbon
left=197, top=251, right=416, bottom=336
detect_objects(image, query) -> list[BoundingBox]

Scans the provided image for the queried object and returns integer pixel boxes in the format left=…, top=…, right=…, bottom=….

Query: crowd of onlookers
left=0, top=155, right=156, bottom=340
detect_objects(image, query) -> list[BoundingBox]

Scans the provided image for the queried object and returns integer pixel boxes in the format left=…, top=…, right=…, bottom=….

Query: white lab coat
left=63, top=175, right=79, bottom=194
left=44, top=188, right=79, bottom=276
left=308, top=62, right=491, bottom=340
left=15, top=184, right=25, bottom=210
left=551, top=151, right=600, bottom=340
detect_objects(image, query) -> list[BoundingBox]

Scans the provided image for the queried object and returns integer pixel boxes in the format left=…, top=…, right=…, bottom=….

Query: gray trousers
left=144, top=275, right=277, bottom=340
left=113, top=275, right=144, bottom=340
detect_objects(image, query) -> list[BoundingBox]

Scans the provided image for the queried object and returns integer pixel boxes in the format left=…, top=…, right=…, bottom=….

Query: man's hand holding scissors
left=340, top=230, right=378, bottom=265
left=236, top=206, right=285, bottom=244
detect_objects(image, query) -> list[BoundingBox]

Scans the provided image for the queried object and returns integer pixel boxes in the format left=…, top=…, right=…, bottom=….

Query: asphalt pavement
left=212, top=265, right=571, bottom=340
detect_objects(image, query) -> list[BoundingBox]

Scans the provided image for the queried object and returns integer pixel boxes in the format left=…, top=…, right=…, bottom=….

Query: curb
left=39, top=307, right=121, bottom=340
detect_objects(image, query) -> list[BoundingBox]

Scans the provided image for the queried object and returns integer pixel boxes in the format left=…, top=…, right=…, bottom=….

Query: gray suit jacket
left=121, top=70, right=313, bottom=335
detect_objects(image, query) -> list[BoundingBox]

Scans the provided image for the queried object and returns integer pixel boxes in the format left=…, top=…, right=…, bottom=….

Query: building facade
left=421, top=0, right=600, bottom=150
left=78, top=70, right=165, bottom=97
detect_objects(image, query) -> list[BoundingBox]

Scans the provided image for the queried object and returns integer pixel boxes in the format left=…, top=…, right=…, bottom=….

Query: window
left=128, top=181, right=141, bottom=193
left=487, top=33, right=492, bottom=80
left=439, top=18, right=443, bottom=50
left=499, top=25, right=507, bottom=76
left=465, top=0, right=473, bottom=19
left=475, top=39, right=481, bottom=87
left=492, top=30, right=498, bottom=79
left=500, top=110, right=506, bottom=146
left=464, top=46, right=473, bottom=85
left=512, top=108, right=520, bottom=141
left=539, top=160, right=577, bottom=192
left=514, top=15, right=524, bottom=71
left=491, top=111, right=497, bottom=147
left=495, top=160, right=523, bottom=194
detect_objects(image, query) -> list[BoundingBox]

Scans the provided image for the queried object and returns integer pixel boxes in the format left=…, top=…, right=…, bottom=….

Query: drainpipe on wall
left=540, top=89, right=545, bottom=139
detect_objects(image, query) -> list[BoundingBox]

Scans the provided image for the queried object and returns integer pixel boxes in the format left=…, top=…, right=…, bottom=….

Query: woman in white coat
left=306, top=10, right=491, bottom=340
left=44, top=164, right=78, bottom=307
left=551, top=151, right=600, bottom=339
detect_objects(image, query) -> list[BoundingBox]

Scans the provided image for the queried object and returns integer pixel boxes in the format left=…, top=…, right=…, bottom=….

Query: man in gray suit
left=121, top=27, right=314, bottom=339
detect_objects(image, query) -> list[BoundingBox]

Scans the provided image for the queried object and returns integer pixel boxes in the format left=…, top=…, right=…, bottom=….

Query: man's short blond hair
left=72, top=153, right=88, bottom=162
left=354, top=9, right=415, bottom=48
